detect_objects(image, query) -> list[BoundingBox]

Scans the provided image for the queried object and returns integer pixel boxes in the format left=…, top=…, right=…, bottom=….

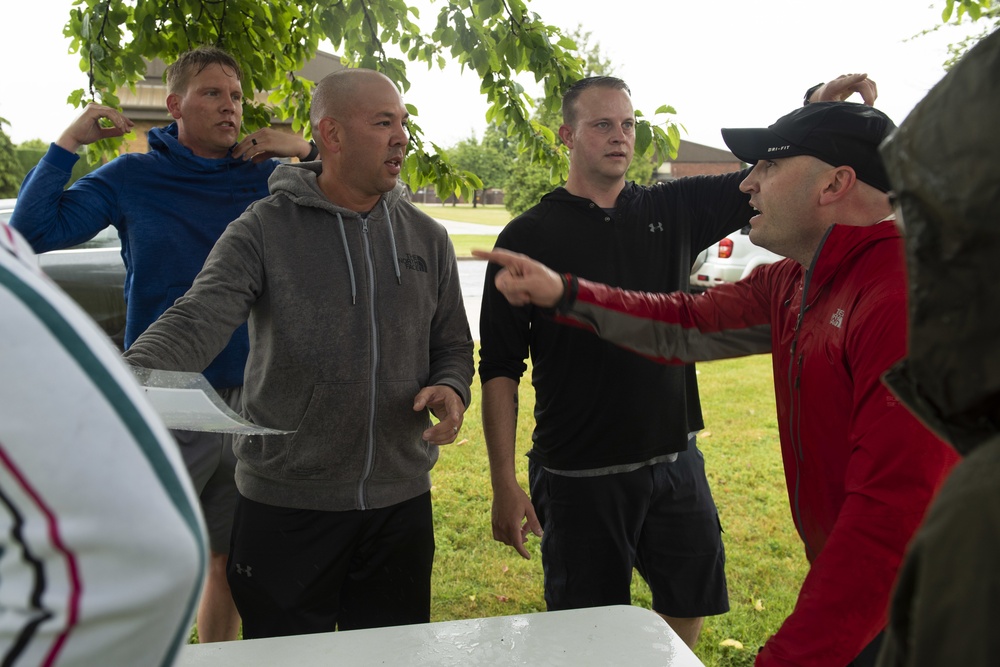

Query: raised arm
left=232, top=128, right=317, bottom=164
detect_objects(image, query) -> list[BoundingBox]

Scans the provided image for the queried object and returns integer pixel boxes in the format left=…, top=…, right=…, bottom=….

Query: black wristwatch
left=303, top=139, right=319, bottom=161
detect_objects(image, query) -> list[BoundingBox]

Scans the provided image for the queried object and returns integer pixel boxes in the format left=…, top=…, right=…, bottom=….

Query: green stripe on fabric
left=0, top=263, right=206, bottom=655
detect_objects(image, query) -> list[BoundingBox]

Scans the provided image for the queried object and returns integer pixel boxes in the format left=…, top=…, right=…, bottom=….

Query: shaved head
left=311, top=69, right=397, bottom=127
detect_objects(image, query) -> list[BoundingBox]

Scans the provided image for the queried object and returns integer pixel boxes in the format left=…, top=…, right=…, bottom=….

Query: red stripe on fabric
left=0, top=440, right=83, bottom=666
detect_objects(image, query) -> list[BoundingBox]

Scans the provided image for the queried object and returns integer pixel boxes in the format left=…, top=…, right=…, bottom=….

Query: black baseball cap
left=721, top=102, right=896, bottom=192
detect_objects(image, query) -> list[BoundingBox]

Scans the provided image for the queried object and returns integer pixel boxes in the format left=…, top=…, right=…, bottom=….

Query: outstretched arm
left=474, top=247, right=773, bottom=364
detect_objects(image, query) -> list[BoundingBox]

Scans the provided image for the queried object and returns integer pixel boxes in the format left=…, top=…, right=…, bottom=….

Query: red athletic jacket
left=558, top=221, right=958, bottom=666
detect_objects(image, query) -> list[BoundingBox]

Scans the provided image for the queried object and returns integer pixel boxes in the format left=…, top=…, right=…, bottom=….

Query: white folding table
left=176, top=604, right=706, bottom=666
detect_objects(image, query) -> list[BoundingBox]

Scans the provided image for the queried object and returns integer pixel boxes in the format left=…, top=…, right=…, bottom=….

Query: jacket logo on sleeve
left=399, top=254, right=428, bottom=273
left=648, top=222, right=664, bottom=232
left=829, top=308, right=845, bottom=329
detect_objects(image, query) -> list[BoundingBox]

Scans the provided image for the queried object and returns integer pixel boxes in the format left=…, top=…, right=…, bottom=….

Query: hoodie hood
left=147, top=123, right=246, bottom=174
left=267, top=161, right=406, bottom=303
left=879, top=29, right=1000, bottom=455
left=266, top=161, right=406, bottom=214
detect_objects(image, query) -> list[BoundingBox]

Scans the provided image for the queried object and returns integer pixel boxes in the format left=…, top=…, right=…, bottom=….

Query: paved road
left=432, top=218, right=497, bottom=339
left=433, top=219, right=501, bottom=236
left=458, top=259, right=488, bottom=340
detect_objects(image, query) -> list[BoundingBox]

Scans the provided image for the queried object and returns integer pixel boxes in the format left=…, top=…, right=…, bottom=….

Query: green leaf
left=635, top=120, right=652, bottom=158
left=942, top=0, right=955, bottom=22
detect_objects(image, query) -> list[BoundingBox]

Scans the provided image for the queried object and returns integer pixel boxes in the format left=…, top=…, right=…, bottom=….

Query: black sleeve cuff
left=803, top=82, right=824, bottom=106
left=555, top=273, right=579, bottom=314
left=304, top=139, right=320, bottom=161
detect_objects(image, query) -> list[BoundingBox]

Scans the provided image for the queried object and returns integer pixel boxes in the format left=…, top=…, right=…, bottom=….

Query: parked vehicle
left=1, top=199, right=127, bottom=347
left=690, top=224, right=783, bottom=291
left=0, top=198, right=16, bottom=223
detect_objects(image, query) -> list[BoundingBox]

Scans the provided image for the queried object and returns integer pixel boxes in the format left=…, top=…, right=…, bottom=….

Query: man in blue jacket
left=10, top=46, right=317, bottom=643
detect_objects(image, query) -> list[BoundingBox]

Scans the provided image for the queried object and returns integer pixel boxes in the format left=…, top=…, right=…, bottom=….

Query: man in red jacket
left=474, top=102, right=959, bottom=667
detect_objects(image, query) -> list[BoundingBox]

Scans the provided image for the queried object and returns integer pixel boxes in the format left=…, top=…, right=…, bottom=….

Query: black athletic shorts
left=227, top=491, right=434, bottom=638
left=528, top=437, right=728, bottom=618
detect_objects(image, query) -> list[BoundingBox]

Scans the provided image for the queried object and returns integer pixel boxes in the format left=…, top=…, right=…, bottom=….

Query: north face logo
left=400, top=254, right=428, bottom=272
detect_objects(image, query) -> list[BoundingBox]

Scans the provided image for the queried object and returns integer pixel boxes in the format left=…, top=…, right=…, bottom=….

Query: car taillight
left=718, top=238, right=734, bottom=259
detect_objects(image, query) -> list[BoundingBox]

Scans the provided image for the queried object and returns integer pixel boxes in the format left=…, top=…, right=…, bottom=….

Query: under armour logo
left=235, top=563, right=253, bottom=577
left=649, top=222, right=664, bottom=232
left=829, top=308, right=845, bottom=329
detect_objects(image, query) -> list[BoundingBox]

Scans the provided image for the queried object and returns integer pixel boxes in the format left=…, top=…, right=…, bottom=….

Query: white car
left=0, top=198, right=16, bottom=223
left=690, top=225, right=783, bottom=291
left=1, top=199, right=127, bottom=345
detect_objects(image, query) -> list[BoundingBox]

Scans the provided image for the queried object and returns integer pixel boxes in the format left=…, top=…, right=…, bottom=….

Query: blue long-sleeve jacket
left=11, top=124, right=278, bottom=388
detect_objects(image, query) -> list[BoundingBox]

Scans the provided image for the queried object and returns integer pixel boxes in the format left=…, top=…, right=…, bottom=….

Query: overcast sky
left=0, top=0, right=982, bottom=150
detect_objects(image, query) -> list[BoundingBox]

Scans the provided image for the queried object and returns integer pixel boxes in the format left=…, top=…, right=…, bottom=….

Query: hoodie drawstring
left=382, top=200, right=401, bottom=285
left=335, top=200, right=402, bottom=305
left=336, top=212, right=358, bottom=305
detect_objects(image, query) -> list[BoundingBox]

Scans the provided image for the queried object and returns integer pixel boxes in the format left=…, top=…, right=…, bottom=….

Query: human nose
left=739, top=164, right=761, bottom=193
left=393, top=121, right=409, bottom=147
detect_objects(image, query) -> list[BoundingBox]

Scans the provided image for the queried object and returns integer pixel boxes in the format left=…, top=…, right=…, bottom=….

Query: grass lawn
left=450, top=234, right=498, bottom=257
left=430, top=351, right=807, bottom=666
left=414, top=202, right=511, bottom=226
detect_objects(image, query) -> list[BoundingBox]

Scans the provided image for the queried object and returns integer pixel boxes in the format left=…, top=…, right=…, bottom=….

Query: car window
left=71, top=226, right=122, bottom=249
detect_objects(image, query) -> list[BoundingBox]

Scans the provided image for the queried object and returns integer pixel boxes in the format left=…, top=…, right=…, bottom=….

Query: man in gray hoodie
left=123, top=68, right=475, bottom=638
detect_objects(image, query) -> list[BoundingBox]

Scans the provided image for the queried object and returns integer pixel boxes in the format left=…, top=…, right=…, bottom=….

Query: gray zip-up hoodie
left=124, top=161, right=474, bottom=511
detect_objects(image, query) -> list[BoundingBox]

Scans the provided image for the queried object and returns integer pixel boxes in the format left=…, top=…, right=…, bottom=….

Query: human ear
left=166, top=93, right=182, bottom=120
left=819, top=167, right=856, bottom=205
left=316, top=117, right=340, bottom=154
left=558, top=124, right=574, bottom=148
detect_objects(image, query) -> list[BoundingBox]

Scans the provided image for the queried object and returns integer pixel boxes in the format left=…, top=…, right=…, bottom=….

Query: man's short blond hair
left=165, top=47, right=243, bottom=95
left=561, top=76, right=631, bottom=128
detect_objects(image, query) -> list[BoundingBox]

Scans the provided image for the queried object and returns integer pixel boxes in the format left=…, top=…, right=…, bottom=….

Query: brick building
left=654, top=139, right=743, bottom=181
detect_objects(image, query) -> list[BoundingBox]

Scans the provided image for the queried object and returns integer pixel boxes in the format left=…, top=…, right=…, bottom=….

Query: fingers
left=414, top=385, right=465, bottom=444
left=523, top=505, right=543, bottom=539
left=491, top=488, right=542, bottom=560
left=472, top=248, right=529, bottom=269
left=858, top=78, right=878, bottom=106
left=84, top=103, right=133, bottom=134
left=493, top=517, right=534, bottom=559
left=233, top=131, right=271, bottom=162
left=512, top=532, right=532, bottom=560
left=422, top=420, right=463, bottom=445
left=234, top=128, right=311, bottom=161
left=817, top=73, right=878, bottom=106
left=58, top=103, right=134, bottom=152
left=493, top=270, right=529, bottom=306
